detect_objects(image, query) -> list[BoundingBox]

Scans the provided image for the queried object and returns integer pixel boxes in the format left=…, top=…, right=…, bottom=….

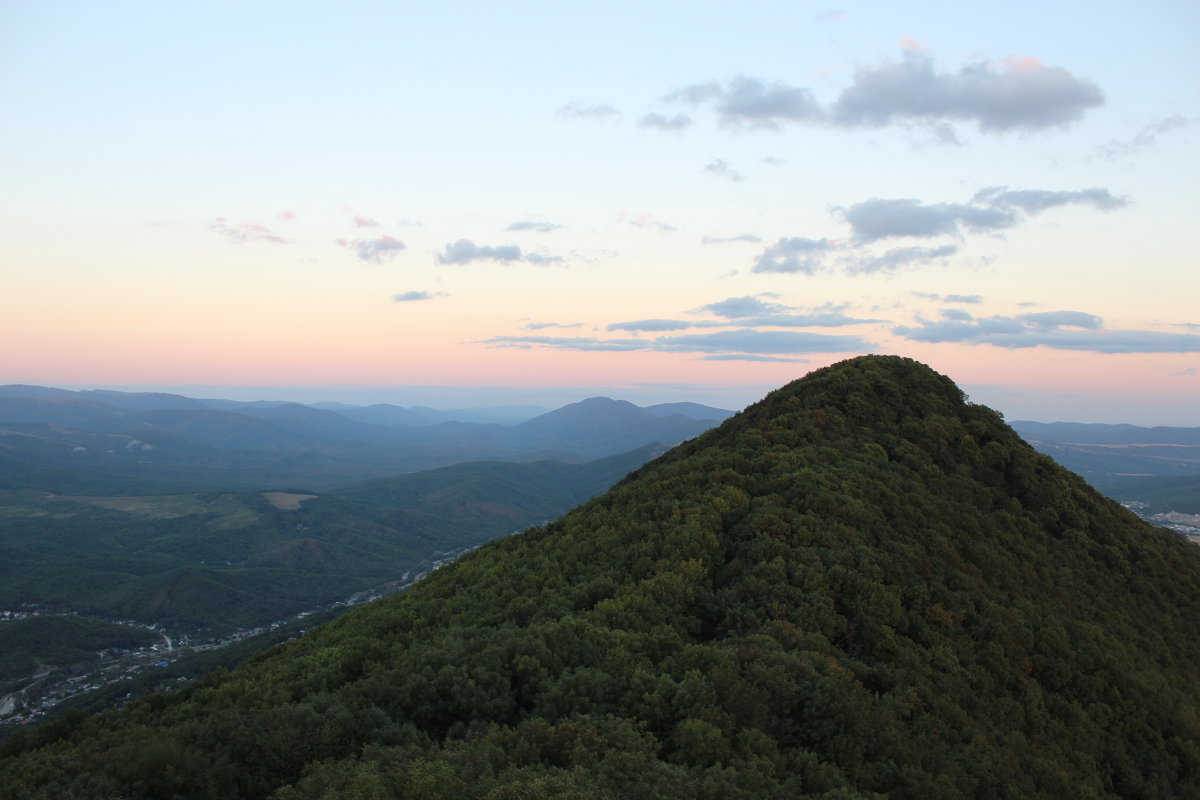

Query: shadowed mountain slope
left=0, top=445, right=664, bottom=637
left=3, top=356, right=1197, bottom=799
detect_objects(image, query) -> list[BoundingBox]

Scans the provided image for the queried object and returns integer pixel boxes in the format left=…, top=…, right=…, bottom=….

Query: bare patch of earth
left=262, top=492, right=317, bottom=511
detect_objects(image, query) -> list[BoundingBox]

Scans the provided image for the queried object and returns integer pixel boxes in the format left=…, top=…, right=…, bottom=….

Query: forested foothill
left=3, top=356, right=1197, bottom=799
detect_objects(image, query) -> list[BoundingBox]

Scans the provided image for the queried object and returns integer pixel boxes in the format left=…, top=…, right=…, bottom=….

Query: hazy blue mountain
left=0, top=396, right=129, bottom=428
left=0, top=386, right=726, bottom=489
left=1012, top=420, right=1200, bottom=485
left=309, top=402, right=438, bottom=427
left=408, top=404, right=548, bottom=425
left=515, top=396, right=715, bottom=458
left=315, top=402, right=548, bottom=427
left=78, top=390, right=209, bottom=412
left=643, top=401, right=735, bottom=421
left=1012, top=420, right=1200, bottom=445
left=0, top=385, right=81, bottom=399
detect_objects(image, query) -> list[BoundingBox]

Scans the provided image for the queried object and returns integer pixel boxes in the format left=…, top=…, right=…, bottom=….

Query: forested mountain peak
left=4, top=356, right=1198, bottom=799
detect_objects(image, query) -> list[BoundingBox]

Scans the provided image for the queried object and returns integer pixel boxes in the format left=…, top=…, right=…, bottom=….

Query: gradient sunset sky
left=3, top=1, right=1197, bottom=423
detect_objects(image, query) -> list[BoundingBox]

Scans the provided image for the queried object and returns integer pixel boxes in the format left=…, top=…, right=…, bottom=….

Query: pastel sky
left=3, top=1, right=1198, bottom=423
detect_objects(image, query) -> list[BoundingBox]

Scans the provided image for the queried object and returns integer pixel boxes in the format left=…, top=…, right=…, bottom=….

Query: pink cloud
left=210, top=218, right=291, bottom=244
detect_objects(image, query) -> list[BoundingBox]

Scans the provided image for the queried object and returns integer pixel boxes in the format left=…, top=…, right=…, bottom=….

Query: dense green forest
left=0, top=617, right=160, bottom=685
left=2, top=356, right=1198, bottom=799
left=0, top=447, right=657, bottom=634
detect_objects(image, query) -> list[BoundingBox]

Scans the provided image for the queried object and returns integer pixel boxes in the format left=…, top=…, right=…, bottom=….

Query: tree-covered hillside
left=0, top=447, right=658, bottom=635
left=3, top=356, right=1198, bottom=799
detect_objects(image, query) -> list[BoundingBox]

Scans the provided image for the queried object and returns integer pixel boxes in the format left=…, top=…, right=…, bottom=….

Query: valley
left=0, top=385, right=729, bottom=726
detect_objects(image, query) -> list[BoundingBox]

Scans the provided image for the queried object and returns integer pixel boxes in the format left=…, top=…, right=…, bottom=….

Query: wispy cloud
left=336, top=235, right=406, bottom=264
left=210, top=218, right=291, bottom=244
left=664, top=75, right=822, bottom=131
left=913, top=292, right=983, bottom=304
left=506, top=221, right=564, bottom=233
left=894, top=310, right=1200, bottom=353
left=639, top=112, right=693, bottom=131
left=697, top=296, right=881, bottom=327
left=702, top=233, right=762, bottom=245
left=619, top=212, right=676, bottom=233
left=524, top=321, right=582, bottom=330
left=971, top=186, right=1127, bottom=214
left=555, top=102, right=620, bottom=121
left=484, top=335, right=645, bottom=352
left=435, top=239, right=563, bottom=266
left=703, top=158, right=745, bottom=182
left=1097, top=114, right=1193, bottom=160
left=353, top=214, right=380, bottom=228
left=392, top=290, right=447, bottom=302
left=748, top=184, right=1124, bottom=277
left=846, top=244, right=958, bottom=274
left=840, top=186, right=1126, bottom=242
left=699, top=353, right=807, bottom=362
left=481, top=328, right=871, bottom=357
left=699, top=295, right=785, bottom=318
left=607, top=319, right=701, bottom=333
left=655, top=328, right=871, bottom=354
left=752, top=237, right=837, bottom=274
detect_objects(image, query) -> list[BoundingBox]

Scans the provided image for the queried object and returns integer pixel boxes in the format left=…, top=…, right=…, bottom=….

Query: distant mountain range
left=0, top=385, right=732, bottom=683
left=0, top=385, right=734, bottom=492
left=1010, top=421, right=1200, bottom=479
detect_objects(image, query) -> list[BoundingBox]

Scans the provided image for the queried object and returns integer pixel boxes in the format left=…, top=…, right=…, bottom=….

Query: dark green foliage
left=0, top=617, right=160, bottom=683
left=0, top=447, right=654, bottom=636
left=2, top=356, right=1198, bottom=799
